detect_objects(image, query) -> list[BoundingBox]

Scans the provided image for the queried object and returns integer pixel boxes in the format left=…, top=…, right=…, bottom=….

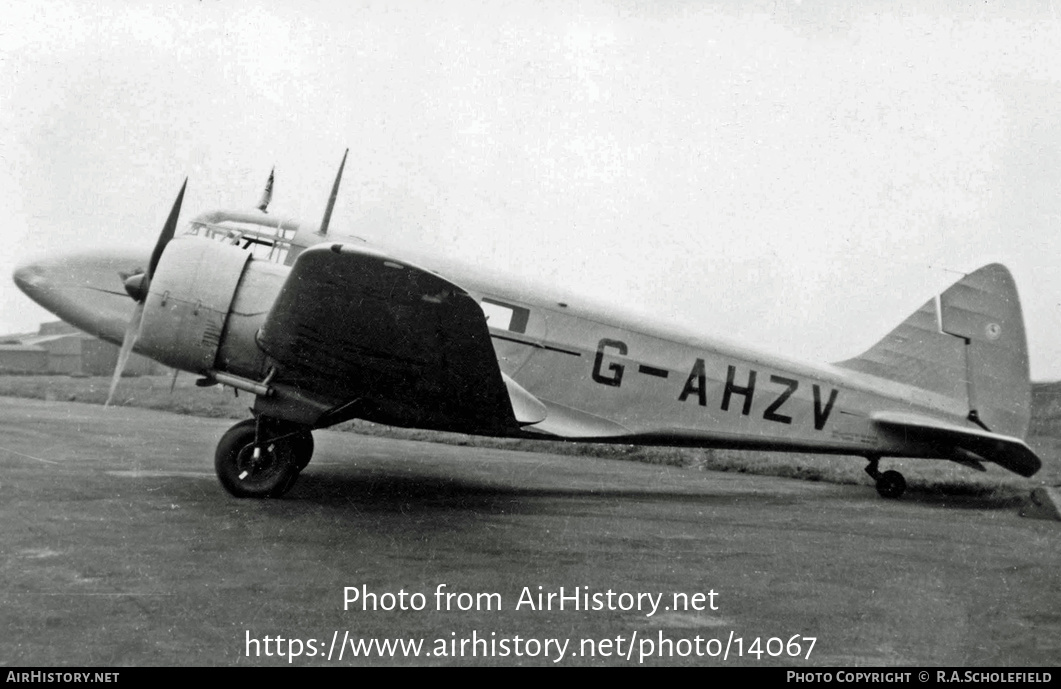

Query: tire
left=215, top=419, right=298, bottom=498
left=291, top=430, right=314, bottom=472
left=875, top=470, right=906, bottom=499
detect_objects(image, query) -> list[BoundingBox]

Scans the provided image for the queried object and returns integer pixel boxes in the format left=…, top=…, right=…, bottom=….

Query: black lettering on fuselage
left=592, top=339, right=628, bottom=387
left=675, top=359, right=840, bottom=431
left=812, top=384, right=838, bottom=430
left=721, top=365, right=756, bottom=416
left=763, top=375, right=798, bottom=424
left=678, top=358, right=707, bottom=406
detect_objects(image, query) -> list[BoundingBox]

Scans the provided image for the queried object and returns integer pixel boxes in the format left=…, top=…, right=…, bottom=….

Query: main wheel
left=291, top=430, right=314, bottom=471
left=274, top=429, right=314, bottom=496
left=215, top=418, right=298, bottom=498
left=875, top=470, right=907, bottom=499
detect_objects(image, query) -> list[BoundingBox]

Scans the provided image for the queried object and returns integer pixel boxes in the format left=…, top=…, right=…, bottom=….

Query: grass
left=2, top=373, right=1058, bottom=501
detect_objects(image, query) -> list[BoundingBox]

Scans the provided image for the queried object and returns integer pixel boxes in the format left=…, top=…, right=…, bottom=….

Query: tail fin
left=837, top=264, right=1031, bottom=439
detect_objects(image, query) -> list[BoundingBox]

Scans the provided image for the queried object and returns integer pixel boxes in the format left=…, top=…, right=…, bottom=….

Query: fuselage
left=13, top=208, right=970, bottom=462
left=397, top=243, right=965, bottom=459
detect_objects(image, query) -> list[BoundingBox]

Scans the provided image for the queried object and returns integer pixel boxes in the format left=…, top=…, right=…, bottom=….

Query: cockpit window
left=480, top=298, right=530, bottom=334
left=185, top=211, right=297, bottom=264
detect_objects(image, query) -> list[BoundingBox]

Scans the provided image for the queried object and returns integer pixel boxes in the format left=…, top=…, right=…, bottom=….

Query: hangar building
left=0, top=322, right=160, bottom=376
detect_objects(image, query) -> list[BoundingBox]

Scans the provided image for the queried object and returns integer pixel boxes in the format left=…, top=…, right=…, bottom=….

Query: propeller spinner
left=106, top=179, right=187, bottom=406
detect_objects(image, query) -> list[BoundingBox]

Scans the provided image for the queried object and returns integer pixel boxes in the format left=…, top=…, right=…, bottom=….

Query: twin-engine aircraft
left=14, top=155, right=1043, bottom=500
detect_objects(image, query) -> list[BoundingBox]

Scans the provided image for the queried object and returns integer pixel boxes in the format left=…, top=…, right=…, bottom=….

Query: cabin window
left=480, top=298, right=530, bottom=334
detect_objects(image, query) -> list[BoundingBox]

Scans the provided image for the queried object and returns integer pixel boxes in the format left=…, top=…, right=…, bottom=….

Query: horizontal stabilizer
left=871, top=411, right=1041, bottom=477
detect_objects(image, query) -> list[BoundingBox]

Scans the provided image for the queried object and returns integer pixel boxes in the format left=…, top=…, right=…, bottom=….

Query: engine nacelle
left=137, top=237, right=251, bottom=373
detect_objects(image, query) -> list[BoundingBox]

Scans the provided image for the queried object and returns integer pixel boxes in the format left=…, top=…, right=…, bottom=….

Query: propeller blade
left=148, top=178, right=187, bottom=280
left=105, top=301, right=145, bottom=407
left=318, top=149, right=348, bottom=236
left=257, top=167, right=274, bottom=213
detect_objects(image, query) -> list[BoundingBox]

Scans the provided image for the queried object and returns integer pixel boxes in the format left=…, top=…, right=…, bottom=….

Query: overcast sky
left=2, top=0, right=1060, bottom=379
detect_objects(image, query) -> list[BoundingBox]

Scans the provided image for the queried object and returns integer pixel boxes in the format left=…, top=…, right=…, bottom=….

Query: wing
left=257, top=242, right=520, bottom=433
left=871, top=411, right=1041, bottom=477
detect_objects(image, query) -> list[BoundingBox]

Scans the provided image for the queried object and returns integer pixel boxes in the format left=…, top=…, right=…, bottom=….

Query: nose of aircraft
left=13, top=248, right=151, bottom=345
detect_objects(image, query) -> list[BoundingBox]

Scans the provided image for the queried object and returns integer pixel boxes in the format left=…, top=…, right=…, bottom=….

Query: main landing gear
left=214, top=417, right=314, bottom=498
left=865, top=455, right=906, bottom=499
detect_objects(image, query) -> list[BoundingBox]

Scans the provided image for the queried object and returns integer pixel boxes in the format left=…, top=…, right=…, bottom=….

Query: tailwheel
left=864, top=456, right=906, bottom=499
left=215, top=418, right=312, bottom=498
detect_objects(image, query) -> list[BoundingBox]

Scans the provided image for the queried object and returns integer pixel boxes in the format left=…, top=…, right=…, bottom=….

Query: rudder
left=938, top=263, right=1031, bottom=438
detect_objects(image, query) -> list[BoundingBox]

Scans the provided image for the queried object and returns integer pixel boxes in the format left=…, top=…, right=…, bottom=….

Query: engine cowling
left=137, top=236, right=251, bottom=374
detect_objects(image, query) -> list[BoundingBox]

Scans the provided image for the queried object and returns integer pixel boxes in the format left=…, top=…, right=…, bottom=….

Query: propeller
left=105, top=179, right=187, bottom=406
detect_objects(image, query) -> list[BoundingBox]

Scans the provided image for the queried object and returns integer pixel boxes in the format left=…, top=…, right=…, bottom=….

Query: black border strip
left=490, top=333, right=581, bottom=357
